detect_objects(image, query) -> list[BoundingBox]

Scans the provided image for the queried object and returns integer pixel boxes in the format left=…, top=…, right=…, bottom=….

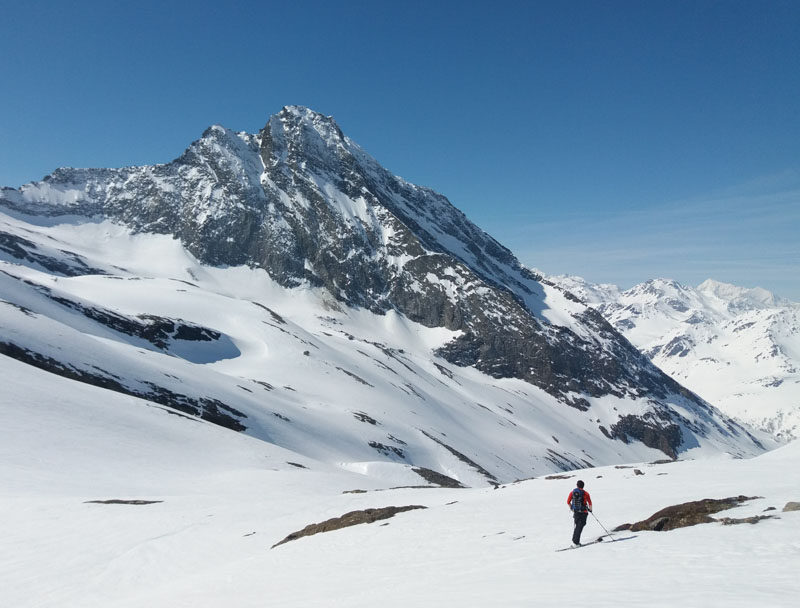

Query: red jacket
left=567, top=488, right=592, bottom=512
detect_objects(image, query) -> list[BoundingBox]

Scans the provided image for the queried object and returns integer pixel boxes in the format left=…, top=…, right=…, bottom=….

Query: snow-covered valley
left=2, top=353, right=798, bottom=607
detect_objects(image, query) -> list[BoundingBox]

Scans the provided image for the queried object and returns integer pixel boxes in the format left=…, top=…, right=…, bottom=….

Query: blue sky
left=1, top=0, right=798, bottom=300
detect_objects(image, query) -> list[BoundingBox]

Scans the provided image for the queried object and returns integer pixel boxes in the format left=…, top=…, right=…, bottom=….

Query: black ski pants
left=572, top=511, right=588, bottom=544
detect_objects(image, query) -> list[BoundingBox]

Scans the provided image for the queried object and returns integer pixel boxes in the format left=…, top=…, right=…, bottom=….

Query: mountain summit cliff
left=0, top=106, right=768, bottom=466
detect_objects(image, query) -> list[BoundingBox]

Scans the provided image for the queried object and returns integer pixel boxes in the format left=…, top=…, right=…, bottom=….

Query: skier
left=567, top=480, right=593, bottom=546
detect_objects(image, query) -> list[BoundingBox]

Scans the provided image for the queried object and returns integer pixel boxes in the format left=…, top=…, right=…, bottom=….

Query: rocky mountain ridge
left=0, top=106, right=769, bottom=469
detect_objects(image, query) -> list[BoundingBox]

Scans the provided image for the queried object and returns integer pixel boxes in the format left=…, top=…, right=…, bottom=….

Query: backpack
left=571, top=488, right=585, bottom=512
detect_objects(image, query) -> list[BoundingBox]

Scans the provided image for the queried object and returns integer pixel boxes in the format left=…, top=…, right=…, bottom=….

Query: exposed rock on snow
left=411, top=467, right=466, bottom=488
left=271, top=505, right=427, bottom=548
left=84, top=499, right=164, bottom=505
left=616, top=495, right=767, bottom=532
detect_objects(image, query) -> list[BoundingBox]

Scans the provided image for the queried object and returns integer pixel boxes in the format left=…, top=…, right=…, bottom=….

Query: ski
left=555, top=535, right=607, bottom=552
left=555, top=534, right=636, bottom=552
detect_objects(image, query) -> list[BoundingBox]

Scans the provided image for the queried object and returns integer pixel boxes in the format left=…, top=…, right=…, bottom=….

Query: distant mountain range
left=0, top=106, right=769, bottom=485
left=549, top=276, right=800, bottom=440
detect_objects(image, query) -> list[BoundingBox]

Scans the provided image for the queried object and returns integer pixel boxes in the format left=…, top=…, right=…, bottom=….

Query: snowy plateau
left=551, top=275, right=800, bottom=441
left=1, top=106, right=798, bottom=606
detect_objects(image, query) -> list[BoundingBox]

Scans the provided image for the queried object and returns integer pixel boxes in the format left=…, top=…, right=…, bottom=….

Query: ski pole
left=590, top=511, right=615, bottom=540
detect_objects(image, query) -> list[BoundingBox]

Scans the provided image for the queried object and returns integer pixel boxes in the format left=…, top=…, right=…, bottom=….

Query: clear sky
left=1, top=0, right=798, bottom=300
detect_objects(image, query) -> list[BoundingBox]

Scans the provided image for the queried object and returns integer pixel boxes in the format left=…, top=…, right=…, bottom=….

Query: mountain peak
left=279, top=105, right=333, bottom=122
left=697, top=279, right=788, bottom=309
left=0, top=105, right=769, bottom=462
left=629, top=278, right=688, bottom=300
left=258, top=106, right=354, bottom=179
left=271, top=105, right=347, bottom=147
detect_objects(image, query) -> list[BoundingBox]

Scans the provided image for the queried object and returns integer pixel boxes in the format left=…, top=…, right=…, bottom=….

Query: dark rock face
left=0, top=106, right=758, bottom=457
left=610, top=414, right=683, bottom=459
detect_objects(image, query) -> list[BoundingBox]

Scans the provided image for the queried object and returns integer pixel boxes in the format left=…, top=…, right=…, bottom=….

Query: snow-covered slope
left=1, top=355, right=797, bottom=608
left=0, top=207, right=769, bottom=488
left=552, top=275, right=800, bottom=440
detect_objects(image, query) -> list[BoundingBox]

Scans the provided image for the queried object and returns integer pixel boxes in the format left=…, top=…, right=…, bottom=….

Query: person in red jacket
left=567, top=480, right=593, bottom=546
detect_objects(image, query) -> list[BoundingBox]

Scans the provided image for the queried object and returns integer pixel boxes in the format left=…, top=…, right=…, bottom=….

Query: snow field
left=1, top=357, right=798, bottom=607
